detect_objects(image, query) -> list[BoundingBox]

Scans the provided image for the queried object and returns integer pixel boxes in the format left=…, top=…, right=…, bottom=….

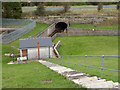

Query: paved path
left=8, top=60, right=40, bottom=64
left=0, top=28, right=17, bottom=31
left=39, top=60, right=119, bottom=88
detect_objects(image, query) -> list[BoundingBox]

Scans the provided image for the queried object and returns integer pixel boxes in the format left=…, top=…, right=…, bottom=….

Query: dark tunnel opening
left=55, top=22, right=68, bottom=33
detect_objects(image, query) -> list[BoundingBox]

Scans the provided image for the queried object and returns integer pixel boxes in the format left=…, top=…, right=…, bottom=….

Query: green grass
left=53, top=36, right=118, bottom=55
left=22, top=6, right=37, bottom=9
left=2, top=62, right=84, bottom=88
left=70, top=23, right=118, bottom=30
left=46, top=36, right=119, bottom=82
left=9, top=23, right=50, bottom=48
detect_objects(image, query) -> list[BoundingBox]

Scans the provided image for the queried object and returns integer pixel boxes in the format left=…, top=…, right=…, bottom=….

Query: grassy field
left=70, top=8, right=118, bottom=17
left=70, top=23, right=118, bottom=30
left=46, top=36, right=119, bottom=82
left=9, top=23, right=50, bottom=48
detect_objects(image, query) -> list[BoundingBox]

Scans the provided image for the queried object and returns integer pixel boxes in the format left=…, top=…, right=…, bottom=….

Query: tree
left=2, top=2, right=22, bottom=19
left=63, top=3, right=70, bottom=13
left=97, top=2, right=103, bottom=12
left=117, top=2, right=120, bottom=10
left=21, top=2, right=28, bottom=6
left=35, top=3, right=45, bottom=16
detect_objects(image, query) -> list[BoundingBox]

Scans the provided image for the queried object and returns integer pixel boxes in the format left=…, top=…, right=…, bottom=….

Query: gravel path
left=39, top=60, right=120, bottom=89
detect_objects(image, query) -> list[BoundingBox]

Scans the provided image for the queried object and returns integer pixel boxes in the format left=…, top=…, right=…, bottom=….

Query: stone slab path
left=8, top=60, right=39, bottom=64
left=39, top=60, right=120, bottom=89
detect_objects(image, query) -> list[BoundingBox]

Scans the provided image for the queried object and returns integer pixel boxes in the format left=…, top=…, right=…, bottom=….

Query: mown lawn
left=46, top=36, right=119, bottom=82
left=53, top=36, right=118, bottom=55
left=2, top=47, right=83, bottom=88
left=9, top=23, right=50, bottom=48
left=70, top=23, right=118, bottom=30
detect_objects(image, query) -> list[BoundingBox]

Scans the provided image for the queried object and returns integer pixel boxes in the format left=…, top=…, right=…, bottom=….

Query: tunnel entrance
left=55, top=22, right=68, bottom=33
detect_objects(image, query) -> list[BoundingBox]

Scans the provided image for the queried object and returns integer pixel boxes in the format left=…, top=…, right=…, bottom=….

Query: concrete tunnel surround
left=55, top=22, right=68, bottom=32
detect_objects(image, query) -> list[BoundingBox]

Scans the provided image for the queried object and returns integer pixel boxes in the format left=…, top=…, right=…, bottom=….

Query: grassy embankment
left=47, top=36, right=119, bottom=82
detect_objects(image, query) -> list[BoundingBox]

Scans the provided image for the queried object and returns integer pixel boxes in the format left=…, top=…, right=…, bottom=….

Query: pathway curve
left=39, top=60, right=119, bottom=88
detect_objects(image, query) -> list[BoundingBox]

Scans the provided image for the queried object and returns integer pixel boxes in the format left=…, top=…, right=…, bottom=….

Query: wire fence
left=2, top=18, right=36, bottom=44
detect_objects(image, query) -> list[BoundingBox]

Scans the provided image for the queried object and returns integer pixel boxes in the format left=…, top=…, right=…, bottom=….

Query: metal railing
left=48, top=55, right=120, bottom=79
left=10, top=53, right=119, bottom=79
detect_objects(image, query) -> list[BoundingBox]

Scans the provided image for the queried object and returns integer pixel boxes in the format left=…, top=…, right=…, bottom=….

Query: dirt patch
left=35, top=71, right=41, bottom=73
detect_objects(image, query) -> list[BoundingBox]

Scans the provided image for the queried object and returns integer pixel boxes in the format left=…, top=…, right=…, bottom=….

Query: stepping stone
left=40, top=80, right=52, bottom=83
left=113, top=82, right=119, bottom=88
left=62, top=71, right=82, bottom=76
left=68, top=75, right=88, bottom=80
left=35, top=71, right=41, bottom=73
left=34, top=67, right=39, bottom=69
left=72, top=79, right=80, bottom=84
left=66, top=73, right=84, bottom=77
left=8, top=61, right=14, bottom=64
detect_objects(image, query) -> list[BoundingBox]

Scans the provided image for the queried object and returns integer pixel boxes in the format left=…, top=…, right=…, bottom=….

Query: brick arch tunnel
left=49, top=22, right=68, bottom=37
